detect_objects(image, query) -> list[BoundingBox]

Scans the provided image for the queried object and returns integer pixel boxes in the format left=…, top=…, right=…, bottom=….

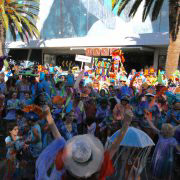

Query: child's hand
left=144, top=110, right=152, bottom=121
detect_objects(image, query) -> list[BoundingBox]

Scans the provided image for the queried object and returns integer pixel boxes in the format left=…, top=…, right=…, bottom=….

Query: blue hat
left=26, top=112, right=39, bottom=122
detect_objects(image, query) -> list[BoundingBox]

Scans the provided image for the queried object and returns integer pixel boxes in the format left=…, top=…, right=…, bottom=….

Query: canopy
left=109, top=127, right=154, bottom=148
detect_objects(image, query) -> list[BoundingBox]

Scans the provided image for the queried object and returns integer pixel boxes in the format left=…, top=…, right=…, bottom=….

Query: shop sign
left=75, top=55, right=92, bottom=63
left=86, top=48, right=120, bottom=56
left=101, top=48, right=109, bottom=56
left=93, top=48, right=101, bottom=56
left=86, top=48, right=93, bottom=56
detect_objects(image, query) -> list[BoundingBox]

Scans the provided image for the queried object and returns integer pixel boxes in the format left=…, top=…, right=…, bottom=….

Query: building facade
left=6, top=0, right=169, bottom=72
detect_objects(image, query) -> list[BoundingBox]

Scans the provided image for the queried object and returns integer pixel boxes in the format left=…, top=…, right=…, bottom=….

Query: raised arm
left=109, top=109, right=133, bottom=159
left=44, top=106, right=61, bottom=139
left=145, top=111, right=160, bottom=134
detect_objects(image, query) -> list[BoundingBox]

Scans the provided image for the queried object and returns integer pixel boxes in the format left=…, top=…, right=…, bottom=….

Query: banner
left=75, top=55, right=92, bottom=63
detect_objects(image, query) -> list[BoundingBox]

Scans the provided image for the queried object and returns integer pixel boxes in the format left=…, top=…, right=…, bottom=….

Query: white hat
left=63, top=134, right=104, bottom=178
left=145, top=93, right=155, bottom=97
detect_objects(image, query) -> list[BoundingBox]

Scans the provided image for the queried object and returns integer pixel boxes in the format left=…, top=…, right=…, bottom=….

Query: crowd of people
left=0, top=62, right=179, bottom=180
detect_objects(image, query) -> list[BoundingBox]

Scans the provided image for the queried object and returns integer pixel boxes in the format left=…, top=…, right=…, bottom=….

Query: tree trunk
left=0, top=22, right=5, bottom=56
left=165, top=0, right=180, bottom=78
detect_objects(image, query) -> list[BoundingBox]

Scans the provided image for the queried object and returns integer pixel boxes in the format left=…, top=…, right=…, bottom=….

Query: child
left=4, top=123, right=24, bottom=180
left=145, top=111, right=180, bottom=180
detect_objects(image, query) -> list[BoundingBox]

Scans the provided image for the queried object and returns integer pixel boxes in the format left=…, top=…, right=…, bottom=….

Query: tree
left=0, top=0, right=40, bottom=56
left=112, top=0, right=180, bottom=78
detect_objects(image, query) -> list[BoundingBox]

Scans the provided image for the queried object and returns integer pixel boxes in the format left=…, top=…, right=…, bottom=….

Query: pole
left=81, top=62, right=84, bottom=71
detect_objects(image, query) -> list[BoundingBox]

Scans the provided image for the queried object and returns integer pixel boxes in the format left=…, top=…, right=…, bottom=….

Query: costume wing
left=35, top=138, right=66, bottom=180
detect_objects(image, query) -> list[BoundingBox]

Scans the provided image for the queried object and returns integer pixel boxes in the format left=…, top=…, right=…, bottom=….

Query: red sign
left=93, top=48, right=101, bottom=56
left=86, top=48, right=93, bottom=56
left=110, top=48, right=118, bottom=56
left=101, top=48, right=109, bottom=56
left=86, top=48, right=121, bottom=56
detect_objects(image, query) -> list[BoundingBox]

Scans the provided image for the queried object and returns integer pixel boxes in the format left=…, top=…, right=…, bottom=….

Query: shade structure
left=109, top=127, right=154, bottom=148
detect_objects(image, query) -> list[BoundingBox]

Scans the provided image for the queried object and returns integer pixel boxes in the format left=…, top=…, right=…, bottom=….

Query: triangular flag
left=4, top=60, right=9, bottom=69
left=158, top=70, right=163, bottom=85
left=60, top=84, right=65, bottom=97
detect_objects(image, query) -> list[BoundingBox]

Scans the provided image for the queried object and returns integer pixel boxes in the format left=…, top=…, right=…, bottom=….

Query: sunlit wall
left=6, top=0, right=169, bottom=42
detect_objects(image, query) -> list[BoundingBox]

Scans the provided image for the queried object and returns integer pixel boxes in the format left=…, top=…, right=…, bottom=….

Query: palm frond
left=152, top=0, right=164, bottom=21
left=9, top=15, right=23, bottom=33
left=0, top=0, right=40, bottom=42
left=142, top=0, right=154, bottom=22
left=128, top=0, right=143, bottom=18
left=117, top=0, right=131, bottom=16
left=8, top=21, right=17, bottom=41
left=112, top=0, right=120, bottom=10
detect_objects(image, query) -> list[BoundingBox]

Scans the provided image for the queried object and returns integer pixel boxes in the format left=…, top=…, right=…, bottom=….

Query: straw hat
left=63, top=134, right=104, bottom=178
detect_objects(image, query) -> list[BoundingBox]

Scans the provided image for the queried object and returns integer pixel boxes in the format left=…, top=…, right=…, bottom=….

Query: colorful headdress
left=52, top=96, right=66, bottom=105
left=112, top=50, right=125, bottom=63
left=23, top=105, right=44, bottom=120
left=149, top=67, right=154, bottom=74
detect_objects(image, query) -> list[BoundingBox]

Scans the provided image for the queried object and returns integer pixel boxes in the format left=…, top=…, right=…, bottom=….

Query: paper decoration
left=158, top=70, right=163, bottom=85
left=66, top=74, right=74, bottom=87
left=86, top=48, right=93, bottom=56
left=40, top=72, right=45, bottom=81
left=101, top=48, right=109, bottom=56
left=93, top=48, right=101, bottom=56
left=144, top=69, right=149, bottom=76
left=150, top=67, right=154, bottom=74
left=50, top=67, right=54, bottom=73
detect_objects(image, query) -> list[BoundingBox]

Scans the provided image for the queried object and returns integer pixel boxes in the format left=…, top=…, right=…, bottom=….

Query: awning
left=6, top=32, right=169, bottom=49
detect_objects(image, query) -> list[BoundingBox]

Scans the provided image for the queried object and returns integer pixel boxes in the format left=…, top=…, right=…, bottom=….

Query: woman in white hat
left=35, top=106, right=133, bottom=180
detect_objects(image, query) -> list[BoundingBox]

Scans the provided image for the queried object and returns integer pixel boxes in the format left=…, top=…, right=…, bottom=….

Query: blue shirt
left=29, top=124, right=42, bottom=158
left=5, top=136, right=23, bottom=159
left=166, top=109, right=180, bottom=126
left=0, top=82, right=6, bottom=93
left=58, top=120, right=77, bottom=140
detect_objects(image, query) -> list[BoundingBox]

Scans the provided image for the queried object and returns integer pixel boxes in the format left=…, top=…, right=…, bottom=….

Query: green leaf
left=4, top=59, right=9, bottom=68
left=112, top=0, right=120, bottom=10
left=117, top=0, right=131, bottom=16
left=0, top=0, right=40, bottom=41
left=2, top=13, right=9, bottom=30
left=10, top=15, right=22, bottom=32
